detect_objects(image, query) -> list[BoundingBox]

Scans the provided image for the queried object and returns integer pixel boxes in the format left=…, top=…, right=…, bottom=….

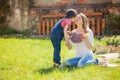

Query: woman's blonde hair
left=78, top=13, right=89, bottom=33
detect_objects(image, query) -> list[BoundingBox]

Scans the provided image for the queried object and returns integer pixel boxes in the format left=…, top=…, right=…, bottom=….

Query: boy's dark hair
left=66, top=9, right=77, bottom=18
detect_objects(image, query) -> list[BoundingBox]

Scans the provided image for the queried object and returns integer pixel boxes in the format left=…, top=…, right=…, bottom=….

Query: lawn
left=0, top=38, right=120, bottom=80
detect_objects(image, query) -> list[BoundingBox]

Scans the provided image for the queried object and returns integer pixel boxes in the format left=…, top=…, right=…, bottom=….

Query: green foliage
left=0, top=26, right=32, bottom=35
left=0, top=27, right=18, bottom=34
left=94, top=38, right=107, bottom=46
left=93, top=37, right=120, bottom=54
left=107, top=14, right=120, bottom=25
left=20, top=30, right=32, bottom=35
left=102, top=36, right=120, bottom=46
left=105, top=14, right=120, bottom=35
left=93, top=38, right=108, bottom=54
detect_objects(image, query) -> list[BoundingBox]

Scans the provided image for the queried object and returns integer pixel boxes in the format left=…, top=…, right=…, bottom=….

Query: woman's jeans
left=65, top=53, right=95, bottom=67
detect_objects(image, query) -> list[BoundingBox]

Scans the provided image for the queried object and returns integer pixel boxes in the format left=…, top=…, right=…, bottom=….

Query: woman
left=65, top=13, right=94, bottom=67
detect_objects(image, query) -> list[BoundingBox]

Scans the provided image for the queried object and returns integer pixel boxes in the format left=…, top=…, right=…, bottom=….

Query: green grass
left=0, top=38, right=120, bottom=80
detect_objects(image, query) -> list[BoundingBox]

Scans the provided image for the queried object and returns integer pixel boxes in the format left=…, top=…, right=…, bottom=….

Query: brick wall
left=33, top=0, right=75, bottom=7
left=31, top=2, right=120, bottom=18
left=32, top=0, right=120, bottom=7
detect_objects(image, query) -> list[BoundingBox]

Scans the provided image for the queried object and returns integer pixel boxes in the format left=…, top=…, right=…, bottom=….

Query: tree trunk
left=8, top=0, right=30, bottom=31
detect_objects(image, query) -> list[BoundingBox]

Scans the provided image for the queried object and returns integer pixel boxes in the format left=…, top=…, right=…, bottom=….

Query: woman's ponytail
left=80, top=13, right=89, bottom=33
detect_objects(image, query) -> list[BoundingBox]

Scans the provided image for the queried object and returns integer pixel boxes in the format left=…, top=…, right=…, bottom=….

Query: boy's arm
left=64, top=24, right=72, bottom=50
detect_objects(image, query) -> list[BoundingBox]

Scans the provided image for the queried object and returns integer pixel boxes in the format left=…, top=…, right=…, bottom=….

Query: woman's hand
left=82, top=33, right=93, bottom=50
left=82, top=33, right=88, bottom=42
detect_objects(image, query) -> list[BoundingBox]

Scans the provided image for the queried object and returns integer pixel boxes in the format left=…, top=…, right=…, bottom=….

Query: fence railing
left=38, top=12, right=106, bottom=36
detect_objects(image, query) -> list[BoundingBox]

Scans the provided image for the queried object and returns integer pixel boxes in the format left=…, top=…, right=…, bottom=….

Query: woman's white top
left=70, top=28, right=94, bottom=57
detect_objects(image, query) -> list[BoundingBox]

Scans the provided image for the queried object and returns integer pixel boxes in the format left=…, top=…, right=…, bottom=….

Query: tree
left=0, top=0, right=10, bottom=27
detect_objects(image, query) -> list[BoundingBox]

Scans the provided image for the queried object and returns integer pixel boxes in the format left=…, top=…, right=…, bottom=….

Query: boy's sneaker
left=53, top=63, right=60, bottom=68
left=53, top=63, right=64, bottom=68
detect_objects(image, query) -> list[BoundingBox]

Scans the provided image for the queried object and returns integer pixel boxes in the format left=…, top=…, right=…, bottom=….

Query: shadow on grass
left=35, top=66, right=77, bottom=75
left=35, top=67, right=54, bottom=75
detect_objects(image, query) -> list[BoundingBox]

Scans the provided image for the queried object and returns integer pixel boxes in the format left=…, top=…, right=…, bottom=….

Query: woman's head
left=75, top=13, right=89, bottom=33
left=66, top=9, right=77, bottom=22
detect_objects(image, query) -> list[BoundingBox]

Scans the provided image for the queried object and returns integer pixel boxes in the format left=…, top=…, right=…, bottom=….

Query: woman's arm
left=66, top=39, right=72, bottom=50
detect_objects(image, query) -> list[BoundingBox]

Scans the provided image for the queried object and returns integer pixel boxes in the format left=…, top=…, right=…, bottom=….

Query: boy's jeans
left=65, top=52, right=94, bottom=67
left=50, top=33, right=63, bottom=65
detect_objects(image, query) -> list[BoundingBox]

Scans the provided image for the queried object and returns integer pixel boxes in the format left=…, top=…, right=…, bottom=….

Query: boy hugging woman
left=50, top=9, right=108, bottom=68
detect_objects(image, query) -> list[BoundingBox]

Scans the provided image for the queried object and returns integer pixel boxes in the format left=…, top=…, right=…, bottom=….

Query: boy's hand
left=67, top=31, right=72, bottom=38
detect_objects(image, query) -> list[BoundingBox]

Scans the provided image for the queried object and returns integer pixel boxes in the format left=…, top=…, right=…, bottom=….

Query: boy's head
left=66, top=9, right=77, bottom=18
left=66, top=9, right=77, bottom=22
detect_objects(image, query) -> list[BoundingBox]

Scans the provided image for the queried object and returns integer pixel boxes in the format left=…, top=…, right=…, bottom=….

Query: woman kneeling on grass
left=65, top=13, right=109, bottom=67
left=65, top=13, right=94, bottom=67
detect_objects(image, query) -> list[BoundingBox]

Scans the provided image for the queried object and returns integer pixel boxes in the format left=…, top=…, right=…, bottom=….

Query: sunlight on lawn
left=0, top=38, right=120, bottom=80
